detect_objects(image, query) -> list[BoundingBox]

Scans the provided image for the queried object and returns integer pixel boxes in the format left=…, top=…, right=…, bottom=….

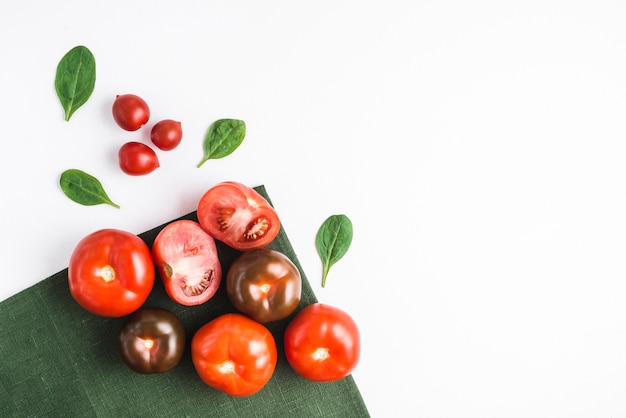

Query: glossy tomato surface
left=118, top=141, right=160, bottom=175
left=112, top=94, right=150, bottom=131
left=227, top=248, right=301, bottom=323
left=152, top=220, right=222, bottom=306
left=68, top=229, right=155, bottom=317
left=197, top=181, right=280, bottom=251
left=191, top=313, right=277, bottom=396
left=117, top=308, right=186, bottom=374
left=284, top=303, right=360, bottom=382
left=150, top=119, right=183, bottom=151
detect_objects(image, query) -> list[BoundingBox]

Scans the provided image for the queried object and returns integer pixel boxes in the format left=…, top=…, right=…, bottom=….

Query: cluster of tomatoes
left=67, top=181, right=360, bottom=396
left=112, top=94, right=183, bottom=175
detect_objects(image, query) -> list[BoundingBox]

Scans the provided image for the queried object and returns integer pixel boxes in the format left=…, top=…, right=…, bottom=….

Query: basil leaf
left=197, top=119, right=246, bottom=168
left=315, top=214, right=353, bottom=287
left=55, top=45, right=96, bottom=121
left=59, top=169, right=120, bottom=208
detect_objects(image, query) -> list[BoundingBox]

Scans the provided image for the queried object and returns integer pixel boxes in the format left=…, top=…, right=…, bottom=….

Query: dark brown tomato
left=117, top=308, right=186, bottom=374
left=226, top=248, right=301, bottom=323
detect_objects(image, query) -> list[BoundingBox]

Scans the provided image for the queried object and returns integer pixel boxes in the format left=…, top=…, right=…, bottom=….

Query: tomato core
left=219, top=360, right=236, bottom=374
left=100, top=265, right=116, bottom=283
left=313, top=347, right=330, bottom=361
left=143, top=339, right=155, bottom=349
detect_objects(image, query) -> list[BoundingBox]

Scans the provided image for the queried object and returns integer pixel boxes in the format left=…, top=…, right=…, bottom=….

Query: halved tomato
left=152, top=220, right=222, bottom=306
left=197, top=182, right=280, bottom=251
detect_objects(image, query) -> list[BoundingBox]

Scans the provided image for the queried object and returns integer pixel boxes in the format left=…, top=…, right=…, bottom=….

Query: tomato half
left=117, top=308, right=186, bottom=374
left=152, top=220, right=222, bottom=306
left=284, top=303, right=360, bottom=382
left=197, top=182, right=280, bottom=251
left=191, top=313, right=277, bottom=396
left=68, top=229, right=155, bottom=317
left=227, top=248, right=301, bottom=323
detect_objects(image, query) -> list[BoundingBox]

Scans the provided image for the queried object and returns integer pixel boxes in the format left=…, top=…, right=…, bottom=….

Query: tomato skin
left=68, top=229, right=155, bottom=317
left=227, top=248, right=301, bottom=323
left=284, top=303, right=360, bottom=382
left=112, top=94, right=150, bottom=131
left=118, top=141, right=160, bottom=175
left=117, top=308, right=186, bottom=374
left=152, top=220, right=222, bottom=306
left=150, top=119, right=183, bottom=151
left=197, top=181, right=281, bottom=251
left=191, top=313, right=277, bottom=396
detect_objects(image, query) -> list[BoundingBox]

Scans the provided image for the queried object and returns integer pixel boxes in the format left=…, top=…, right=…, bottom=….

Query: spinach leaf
left=59, top=169, right=120, bottom=208
left=315, top=214, right=353, bottom=287
left=197, top=119, right=246, bottom=167
left=55, top=45, right=96, bottom=121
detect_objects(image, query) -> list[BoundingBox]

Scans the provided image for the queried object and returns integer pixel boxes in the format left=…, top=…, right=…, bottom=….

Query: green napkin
left=0, top=185, right=369, bottom=417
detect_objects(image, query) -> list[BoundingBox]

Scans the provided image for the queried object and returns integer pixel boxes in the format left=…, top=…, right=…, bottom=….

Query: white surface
left=2, top=1, right=626, bottom=416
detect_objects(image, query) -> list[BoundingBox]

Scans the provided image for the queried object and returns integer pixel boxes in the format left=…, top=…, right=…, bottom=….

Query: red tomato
left=197, top=181, right=280, bottom=251
left=152, top=220, right=222, bottom=306
left=112, top=94, right=150, bottom=131
left=284, top=303, right=360, bottom=382
left=227, top=248, right=301, bottom=323
left=150, top=119, right=183, bottom=151
left=118, top=141, right=160, bottom=175
left=68, top=229, right=155, bottom=317
left=191, top=313, right=277, bottom=396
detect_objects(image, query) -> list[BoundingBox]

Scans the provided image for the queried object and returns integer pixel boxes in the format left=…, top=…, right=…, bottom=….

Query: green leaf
left=315, top=214, right=353, bottom=287
left=59, top=169, right=120, bottom=208
left=55, top=45, right=96, bottom=121
left=197, top=119, right=246, bottom=168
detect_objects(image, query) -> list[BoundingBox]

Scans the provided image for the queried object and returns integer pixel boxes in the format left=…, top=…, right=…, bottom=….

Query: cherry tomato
left=117, top=308, right=186, bottom=374
left=118, top=141, right=160, bottom=175
left=197, top=181, right=281, bottom=251
left=152, top=220, right=222, bottom=306
left=227, top=248, right=301, bottom=323
left=150, top=119, right=183, bottom=151
left=68, top=229, right=155, bottom=317
left=284, top=303, right=360, bottom=382
left=112, top=94, right=150, bottom=131
left=191, top=313, right=277, bottom=396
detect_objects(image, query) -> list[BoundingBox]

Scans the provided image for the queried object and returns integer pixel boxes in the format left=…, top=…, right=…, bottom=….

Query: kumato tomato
left=68, top=229, right=155, bottom=317
left=284, top=303, right=360, bottom=382
left=191, top=313, right=277, bottom=396
left=227, top=248, right=301, bottom=323
left=197, top=181, right=280, bottom=251
left=152, top=220, right=222, bottom=306
left=112, top=94, right=150, bottom=131
left=118, top=141, right=160, bottom=175
left=117, top=308, right=186, bottom=374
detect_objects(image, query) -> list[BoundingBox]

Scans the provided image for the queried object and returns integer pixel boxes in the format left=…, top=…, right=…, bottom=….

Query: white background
left=2, top=1, right=626, bottom=416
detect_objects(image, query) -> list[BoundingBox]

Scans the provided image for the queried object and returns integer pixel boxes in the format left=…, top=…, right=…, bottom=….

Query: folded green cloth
left=0, top=185, right=369, bottom=417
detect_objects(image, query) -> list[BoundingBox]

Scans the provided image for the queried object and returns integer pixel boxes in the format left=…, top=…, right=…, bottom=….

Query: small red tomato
left=118, top=141, right=160, bottom=175
left=68, top=229, right=155, bottom=317
left=152, top=220, right=222, bottom=306
left=117, top=308, right=186, bottom=374
left=151, top=119, right=183, bottom=151
left=192, top=313, right=277, bottom=396
left=284, top=303, right=360, bottom=382
left=227, top=248, right=301, bottom=323
left=197, top=181, right=281, bottom=251
left=112, top=94, right=150, bottom=131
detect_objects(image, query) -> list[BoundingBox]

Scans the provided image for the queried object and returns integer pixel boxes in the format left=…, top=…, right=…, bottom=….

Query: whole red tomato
left=118, top=141, right=160, bottom=175
left=117, top=308, right=186, bottom=374
left=192, top=313, right=277, bottom=396
left=227, top=248, right=301, bottom=323
left=197, top=181, right=280, bottom=251
left=152, top=220, right=222, bottom=306
left=284, top=303, right=360, bottom=382
left=68, top=229, right=155, bottom=317
left=151, top=119, right=183, bottom=151
left=112, top=94, right=150, bottom=131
